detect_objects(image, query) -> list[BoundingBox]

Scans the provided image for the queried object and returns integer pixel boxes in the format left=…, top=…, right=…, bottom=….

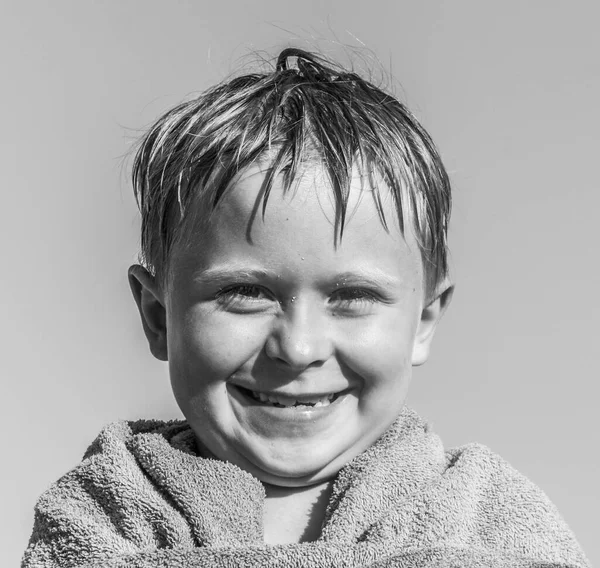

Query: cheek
left=167, top=308, right=270, bottom=385
left=342, top=310, right=418, bottom=391
left=167, top=307, right=265, bottom=416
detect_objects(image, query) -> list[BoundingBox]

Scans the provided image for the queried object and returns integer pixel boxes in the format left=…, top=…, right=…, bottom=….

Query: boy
left=22, top=48, right=590, bottom=567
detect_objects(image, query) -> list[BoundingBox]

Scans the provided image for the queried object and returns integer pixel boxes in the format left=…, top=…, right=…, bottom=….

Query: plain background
left=2, top=0, right=598, bottom=565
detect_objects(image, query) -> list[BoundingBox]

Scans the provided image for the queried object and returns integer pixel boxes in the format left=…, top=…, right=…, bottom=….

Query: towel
left=21, top=406, right=590, bottom=568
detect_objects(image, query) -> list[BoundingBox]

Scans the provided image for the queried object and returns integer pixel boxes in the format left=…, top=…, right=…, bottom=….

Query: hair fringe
left=131, top=47, right=452, bottom=295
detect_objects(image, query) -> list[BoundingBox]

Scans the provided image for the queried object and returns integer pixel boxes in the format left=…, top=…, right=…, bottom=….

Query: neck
left=262, top=479, right=334, bottom=545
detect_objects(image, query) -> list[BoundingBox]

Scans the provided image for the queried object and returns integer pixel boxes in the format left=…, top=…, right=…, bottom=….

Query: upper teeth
left=251, top=391, right=335, bottom=407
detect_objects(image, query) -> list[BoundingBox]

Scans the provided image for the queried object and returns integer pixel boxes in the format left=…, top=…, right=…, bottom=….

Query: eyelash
left=215, top=284, right=378, bottom=308
left=217, top=284, right=271, bottom=303
left=331, top=288, right=378, bottom=305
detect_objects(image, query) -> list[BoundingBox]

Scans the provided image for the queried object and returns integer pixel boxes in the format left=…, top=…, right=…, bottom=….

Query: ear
left=411, top=280, right=454, bottom=366
left=128, top=265, right=168, bottom=361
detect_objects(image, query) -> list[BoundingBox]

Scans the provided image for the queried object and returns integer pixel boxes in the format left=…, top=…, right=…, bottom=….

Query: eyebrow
left=192, top=267, right=278, bottom=286
left=329, top=270, right=401, bottom=289
left=193, top=266, right=400, bottom=289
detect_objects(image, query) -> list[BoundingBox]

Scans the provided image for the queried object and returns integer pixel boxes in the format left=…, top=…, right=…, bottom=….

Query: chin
left=252, top=462, right=339, bottom=488
left=241, top=441, right=352, bottom=487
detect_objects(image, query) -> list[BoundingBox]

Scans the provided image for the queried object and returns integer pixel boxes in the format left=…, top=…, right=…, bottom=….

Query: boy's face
left=130, top=164, right=450, bottom=487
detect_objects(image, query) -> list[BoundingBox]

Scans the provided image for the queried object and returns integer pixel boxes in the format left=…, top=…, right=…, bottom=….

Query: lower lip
left=227, top=384, right=352, bottom=423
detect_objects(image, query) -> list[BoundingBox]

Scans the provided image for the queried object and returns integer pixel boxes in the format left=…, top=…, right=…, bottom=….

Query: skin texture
left=129, top=164, right=452, bottom=495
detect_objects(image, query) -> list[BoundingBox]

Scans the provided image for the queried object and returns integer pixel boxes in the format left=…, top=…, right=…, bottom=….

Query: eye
left=215, top=284, right=274, bottom=311
left=329, top=288, right=378, bottom=313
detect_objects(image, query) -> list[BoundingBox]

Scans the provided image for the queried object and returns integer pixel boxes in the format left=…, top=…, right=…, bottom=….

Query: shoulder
left=81, top=418, right=190, bottom=460
left=23, top=418, right=196, bottom=566
left=444, top=441, right=529, bottom=485
left=33, top=417, right=193, bottom=528
left=443, top=441, right=561, bottom=511
left=441, top=442, right=589, bottom=566
left=36, top=417, right=191, bottom=513
left=443, top=441, right=561, bottom=522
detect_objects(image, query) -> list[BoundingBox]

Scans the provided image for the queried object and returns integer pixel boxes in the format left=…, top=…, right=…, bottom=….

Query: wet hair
left=132, top=47, right=451, bottom=297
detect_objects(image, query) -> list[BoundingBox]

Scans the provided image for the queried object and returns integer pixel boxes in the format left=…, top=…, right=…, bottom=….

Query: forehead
left=171, top=164, right=423, bottom=288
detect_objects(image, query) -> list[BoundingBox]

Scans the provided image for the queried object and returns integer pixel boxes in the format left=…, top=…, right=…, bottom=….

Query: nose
left=265, top=298, right=333, bottom=369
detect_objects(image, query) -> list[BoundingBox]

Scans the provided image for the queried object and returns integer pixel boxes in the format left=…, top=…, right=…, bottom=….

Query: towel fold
left=21, top=406, right=590, bottom=567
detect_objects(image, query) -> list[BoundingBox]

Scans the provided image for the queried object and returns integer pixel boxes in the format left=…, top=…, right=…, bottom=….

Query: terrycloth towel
left=22, top=406, right=590, bottom=568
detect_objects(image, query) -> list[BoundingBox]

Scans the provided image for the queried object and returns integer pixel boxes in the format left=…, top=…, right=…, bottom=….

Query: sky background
left=2, top=0, right=598, bottom=565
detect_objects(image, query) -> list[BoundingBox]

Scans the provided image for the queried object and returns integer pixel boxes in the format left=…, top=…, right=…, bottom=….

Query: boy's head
left=129, top=48, right=453, bottom=487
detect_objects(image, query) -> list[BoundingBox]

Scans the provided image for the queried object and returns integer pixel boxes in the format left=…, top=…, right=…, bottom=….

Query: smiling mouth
left=235, top=386, right=343, bottom=408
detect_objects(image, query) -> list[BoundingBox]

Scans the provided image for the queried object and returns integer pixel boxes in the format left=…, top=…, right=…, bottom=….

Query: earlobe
left=411, top=282, right=454, bottom=366
left=128, top=265, right=168, bottom=361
